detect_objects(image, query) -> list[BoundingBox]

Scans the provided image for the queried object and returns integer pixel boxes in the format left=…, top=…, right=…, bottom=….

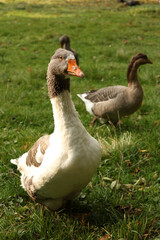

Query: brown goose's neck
left=64, top=41, right=71, bottom=50
left=47, top=71, right=70, bottom=99
left=127, top=61, right=141, bottom=87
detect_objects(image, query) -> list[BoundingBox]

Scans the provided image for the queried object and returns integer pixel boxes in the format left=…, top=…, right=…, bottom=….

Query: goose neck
left=50, top=90, right=80, bottom=131
left=47, top=72, right=70, bottom=98
left=64, top=41, right=71, bottom=50
left=127, top=62, right=140, bottom=87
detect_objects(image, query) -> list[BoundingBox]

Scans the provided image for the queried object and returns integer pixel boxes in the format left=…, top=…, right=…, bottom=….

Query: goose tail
left=10, top=158, right=18, bottom=165
left=77, top=93, right=94, bottom=115
left=77, top=93, right=87, bottom=101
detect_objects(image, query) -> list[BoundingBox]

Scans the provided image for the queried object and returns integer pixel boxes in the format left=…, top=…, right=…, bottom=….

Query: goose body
left=78, top=53, right=152, bottom=125
left=59, top=35, right=79, bottom=65
left=11, top=49, right=101, bottom=210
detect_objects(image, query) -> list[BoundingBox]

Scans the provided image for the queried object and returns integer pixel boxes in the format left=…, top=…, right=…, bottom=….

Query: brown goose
left=11, top=49, right=101, bottom=210
left=77, top=53, right=152, bottom=125
left=59, top=35, right=79, bottom=65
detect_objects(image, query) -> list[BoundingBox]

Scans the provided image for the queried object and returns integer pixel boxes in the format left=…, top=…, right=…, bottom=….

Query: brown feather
left=26, top=135, right=50, bottom=167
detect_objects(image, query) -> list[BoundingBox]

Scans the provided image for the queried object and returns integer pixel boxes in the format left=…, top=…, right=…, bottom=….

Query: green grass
left=0, top=0, right=160, bottom=239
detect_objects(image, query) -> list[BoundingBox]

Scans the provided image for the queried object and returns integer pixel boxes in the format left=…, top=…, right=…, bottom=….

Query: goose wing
left=25, top=135, right=50, bottom=167
left=11, top=134, right=50, bottom=168
left=86, top=86, right=127, bottom=118
left=85, top=85, right=126, bottom=103
left=10, top=134, right=51, bottom=199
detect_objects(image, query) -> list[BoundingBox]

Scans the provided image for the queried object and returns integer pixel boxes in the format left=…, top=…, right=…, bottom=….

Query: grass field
left=0, top=0, right=160, bottom=239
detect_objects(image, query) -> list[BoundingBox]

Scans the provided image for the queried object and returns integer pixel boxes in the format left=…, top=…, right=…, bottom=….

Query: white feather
left=77, top=93, right=94, bottom=115
left=35, top=145, right=43, bottom=164
left=10, top=159, right=18, bottom=165
left=66, top=53, right=75, bottom=60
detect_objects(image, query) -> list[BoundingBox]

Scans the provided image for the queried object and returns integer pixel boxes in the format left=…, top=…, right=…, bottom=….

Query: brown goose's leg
left=89, top=116, right=97, bottom=127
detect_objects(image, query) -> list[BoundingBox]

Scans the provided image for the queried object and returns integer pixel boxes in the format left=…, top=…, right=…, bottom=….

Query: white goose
left=11, top=49, right=101, bottom=210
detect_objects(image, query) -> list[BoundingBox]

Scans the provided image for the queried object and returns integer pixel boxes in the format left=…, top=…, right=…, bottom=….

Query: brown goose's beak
left=147, top=59, right=153, bottom=64
left=67, top=59, right=84, bottom=78
left=60, top=43, right=63, bottom=48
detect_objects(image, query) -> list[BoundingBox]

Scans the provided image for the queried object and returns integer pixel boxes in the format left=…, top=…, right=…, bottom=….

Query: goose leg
left=89, top=116, right=97, bottom=127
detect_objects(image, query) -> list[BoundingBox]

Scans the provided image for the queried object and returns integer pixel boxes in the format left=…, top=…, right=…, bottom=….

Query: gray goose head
left=48, top=48, right=83, bottom=77
left=47, top=48, right=84, bottom=98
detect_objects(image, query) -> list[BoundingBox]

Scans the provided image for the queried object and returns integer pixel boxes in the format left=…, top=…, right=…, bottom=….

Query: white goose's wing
left=11, top=134, right=50, bottom=199
left=25, top=135, right=50, bottom=167
left=11, top=135, right=50, bottom=168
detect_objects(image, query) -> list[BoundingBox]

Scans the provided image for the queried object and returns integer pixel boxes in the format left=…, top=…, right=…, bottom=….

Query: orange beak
left=67, top=59, right=84, bottom=78
left=147, top=59, right=153, bottom=64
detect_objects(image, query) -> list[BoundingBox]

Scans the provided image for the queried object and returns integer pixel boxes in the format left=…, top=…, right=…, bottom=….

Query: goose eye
left=58, top=56, right=63, bottom=60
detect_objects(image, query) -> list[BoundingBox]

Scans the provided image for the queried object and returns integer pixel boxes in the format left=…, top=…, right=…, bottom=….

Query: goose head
left=130, top=53, right=152, bottom=69
left=49, top=48, right=84, bottom=78
left=47, top=49, right=84, bottom=98
left=127, top=53, right=152, bottom=80
left=59, top=35, right=70, bottom=48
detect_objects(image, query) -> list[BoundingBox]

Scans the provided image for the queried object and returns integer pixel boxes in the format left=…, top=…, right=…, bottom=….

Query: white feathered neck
left=51, top=90, right=84, bottom=132
left=51, top=90, right=80, bottom=129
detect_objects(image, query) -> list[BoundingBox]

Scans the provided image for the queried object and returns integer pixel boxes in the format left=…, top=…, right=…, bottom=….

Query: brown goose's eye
left=58, top=56, right=63, bottom=60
